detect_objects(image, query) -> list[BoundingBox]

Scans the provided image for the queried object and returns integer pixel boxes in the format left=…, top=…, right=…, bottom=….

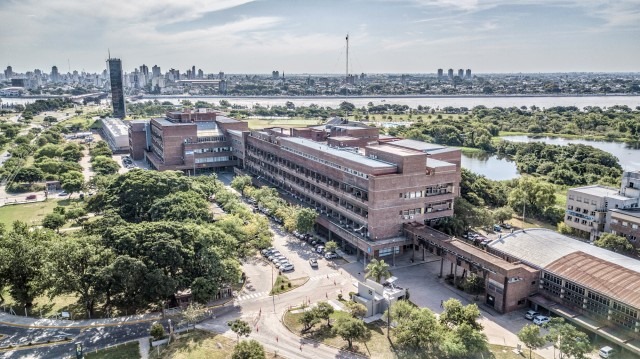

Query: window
left=622, top=221, right=628, bottom=227
left=568, top=195, right=575, bottom=200
left=611, top=219, right=619, bottom=224
left=576, top=196, right=582, bottom=202
left=633, top=224, right=638, bottom=229
left=590, top=211, right=595, bottom=216
left=378, top=246, right=399, bottom=257
left=591, top=200, right=597, bottom=205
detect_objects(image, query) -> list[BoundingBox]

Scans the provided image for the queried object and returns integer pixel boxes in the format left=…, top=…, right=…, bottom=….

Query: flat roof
left=427, top=147, right=460, bottom=155
left=152, top=118, right=194, bottom=127
left=280, top=137, right=396, bottom=170
left=387, top=139, right=446, bottom=152
left=102, top=118, right=129, bottom=136
left=427, top=158, right=456, bottom=168
left=610, top=208, right=640, bottom=219
left=373, top=144, right=423, bottom=157
left=216, top=115, right=242, bottom=124
left=329, top=136, right=359, bottom=141
left=570, top=185, right=631, bottom=201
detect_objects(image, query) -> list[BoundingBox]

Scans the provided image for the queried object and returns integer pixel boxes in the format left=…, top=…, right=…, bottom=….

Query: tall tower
left=107, top=57, right=126, bottom=118
left=345, top=34, right=349, bottom=83
left=51, top=66, right=59, bottom=83
left=437, top=68, right=443, bottom=80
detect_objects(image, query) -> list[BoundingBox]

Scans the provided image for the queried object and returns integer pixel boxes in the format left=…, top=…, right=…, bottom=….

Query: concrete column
left=439, top=257, right=444, bottom=278
left=450, top=262, right=454, bottom=275
left=422, top=246, right=425, bottom=261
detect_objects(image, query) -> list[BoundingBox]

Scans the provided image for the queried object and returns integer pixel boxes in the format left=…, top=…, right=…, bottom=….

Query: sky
left=1, top=0, right=639, bottom=74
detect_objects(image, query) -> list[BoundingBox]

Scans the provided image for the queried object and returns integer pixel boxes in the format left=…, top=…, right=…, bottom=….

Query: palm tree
left=365, top=258, right=391, bottom=283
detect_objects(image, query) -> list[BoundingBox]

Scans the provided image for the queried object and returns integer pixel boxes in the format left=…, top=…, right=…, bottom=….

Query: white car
left=316, top=246, right=325, bottom=254
left=324, top=252, right=338, bottom=259
left=533, top=315, right=550, bottom=325
left=281, top=263, right=294, bottom=272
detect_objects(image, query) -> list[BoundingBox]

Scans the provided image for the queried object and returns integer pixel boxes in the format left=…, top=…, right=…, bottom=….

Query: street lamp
left=384, top=295, right=391, bottom=338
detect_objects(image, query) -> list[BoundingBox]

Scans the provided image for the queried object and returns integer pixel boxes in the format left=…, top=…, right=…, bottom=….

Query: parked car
left=26, top=194, right=37, bottom=200
left=493, top=224, right=502, bottom=232
left=275, top=260, right=290, bottom=269
left=309, top=258, right=318, bottom=268
left=501, top=223, right=512, bottom=229
left=316, top=246, right=325, bottom=254
left=281, top=263, right=295, bottom=272
left=524, top=310, right=539, bottom=320
left=533, top=315, right=550, bottom=325
left=481, top=239, right=492, bottom=246
left=310, top=240, right=318, bottom=246
left=58, top=191, right=68, bottom=197
left=599, top=346, right=616, bottom=358
left=324, top=252, right=338, bottom=259
left=267, top=252, right=280, bottom=261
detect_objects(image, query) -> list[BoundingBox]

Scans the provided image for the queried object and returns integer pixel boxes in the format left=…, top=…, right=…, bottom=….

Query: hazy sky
left=1, top=0, right=639, bottom=74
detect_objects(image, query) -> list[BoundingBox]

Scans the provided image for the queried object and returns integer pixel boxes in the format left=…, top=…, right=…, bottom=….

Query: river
left=2, top=95, right=640, bottom=109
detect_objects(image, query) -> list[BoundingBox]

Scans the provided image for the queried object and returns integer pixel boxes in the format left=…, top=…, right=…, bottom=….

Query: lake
left=460, top=151, right=519, bottom=181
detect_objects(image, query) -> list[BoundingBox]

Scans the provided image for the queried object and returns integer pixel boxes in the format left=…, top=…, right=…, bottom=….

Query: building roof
left=102, top=118, right=129, bottom=136
left=280, top=137, right=396, bottom=170
left=216, top=115, right=242, bottom=124
left=329, top=136, right=359, bottom=141
left=387, top=139, right=446, bottom=152
left=610, top=208, right=640, bottom=219
left=227, top=129, right=244, bottom=137
left=427, top=158, right=456, bottom=168
left=569, top=185, right=630, bottom=201
left=489, top=228, right=640, bottom=308
left=545, top=252, right=640, bottom=309
left=152, top=118, right=194, bottom=127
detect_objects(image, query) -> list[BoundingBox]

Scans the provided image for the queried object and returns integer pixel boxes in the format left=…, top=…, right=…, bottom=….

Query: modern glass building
left=107, top=58, right=126, bottom=118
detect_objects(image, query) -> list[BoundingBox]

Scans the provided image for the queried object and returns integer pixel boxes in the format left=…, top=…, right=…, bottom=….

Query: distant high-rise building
left=51, top=66, right=59, bottom=83
left=197, top=69, right=204, bottom=79
left=152, top=65, right=161, bottom=78
left=107, top=58, right=126, bottom=119
left=4, top=66, right=13, bottom=79
left=447, top=68, right=454, bottom=79
left=186, top=70, right=192, bottom=79
left=219, top=80, right=227, bottom=94
left=218, top=71, right=225, bottom=80
left=191, top=65, right=196, bottom=79
left=272, top=70, right=279, bottom=79
left=465, top=69, right=471, bottom=79
left=437, top=68, right=443, bottom=80
left=140, top=64, right=149, bottom=77
left=458, top=69, right=464, bottom=78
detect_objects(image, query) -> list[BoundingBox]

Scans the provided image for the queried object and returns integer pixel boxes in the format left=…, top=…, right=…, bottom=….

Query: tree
left=228, top=319, right=252, bottom=342
left=365, top=258, right=391, bottom=283
left=493, top=206, right=514, bottom=224
left=314, top=301, right=334, bottom=327
left=346, top=301, right=367, bottom=319
left=43, top=116, right=58, bottom=125
left=594, top=233, right=635, bottom=255
left=60, top=170, right=84, bottom=196
left=150, top=322, right=165, bottom=340
left=508, top=176, right=556, bottom=216
left=47, top=235, right=114, bottom=318
left=232, top=339, right=266, bottom=359
left=148, top=190, right=211, bottom=223
left=440, top=299, right=483, bottom=331
left=324, top=240, right=338, bottom=254
left=231, top=175, right=253, bottom=194
left=0, top=222, right=53, bottom=308
left=332, top=316, right=370, bottom=349
left=182, top=303, right=204, bottom=327
left=295, top=207, right=317, bottom=234
left=14, top=166, right=44, bottom=184
left=545, top=318, right=591, bottom=359
left=518, top=324, right=546, bottom=359
left=42, top=213, right=66, bottom=232
left=91, top=156, right=120, bottom=175
left=299, top=308, right=320, bottom=332
left=391, top=304, right=443, bottom=356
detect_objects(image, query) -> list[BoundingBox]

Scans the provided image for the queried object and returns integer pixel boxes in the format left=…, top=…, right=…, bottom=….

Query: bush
left=338, top=293, right=343, bottom=301
left=287, top=282, right=292, bottom=288
left=150, top=322, right=165, bottom=341
left=348, top=291, right=356, bottom=300
left=280, top=284, right=285, bottom=290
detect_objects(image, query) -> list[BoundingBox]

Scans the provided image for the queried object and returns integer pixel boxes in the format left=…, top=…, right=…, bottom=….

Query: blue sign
left=368, top=247, right=371, bottom=253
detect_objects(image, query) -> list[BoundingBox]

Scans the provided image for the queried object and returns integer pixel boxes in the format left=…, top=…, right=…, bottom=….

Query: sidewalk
left=0, top=311, right=162, bottom=329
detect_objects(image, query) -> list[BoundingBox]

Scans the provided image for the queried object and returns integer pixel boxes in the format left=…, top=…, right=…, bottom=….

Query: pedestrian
left=300, top=344, right=302, bottom=351
left=276, top=336, right=279, bottom=343
left=440, top=300, right=444, bottom=308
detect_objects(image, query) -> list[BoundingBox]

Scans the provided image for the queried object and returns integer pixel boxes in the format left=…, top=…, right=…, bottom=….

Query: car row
left=261, top=248, right=295, bottom=271
left=463, top=232, right=492, bottom=246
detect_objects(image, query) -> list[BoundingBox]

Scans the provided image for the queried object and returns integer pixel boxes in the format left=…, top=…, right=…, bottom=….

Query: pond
left=460, top=151, right=519, bottom=181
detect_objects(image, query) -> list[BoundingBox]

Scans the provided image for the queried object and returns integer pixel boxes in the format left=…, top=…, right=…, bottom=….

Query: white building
left=101, top=118, right=130, bottom=152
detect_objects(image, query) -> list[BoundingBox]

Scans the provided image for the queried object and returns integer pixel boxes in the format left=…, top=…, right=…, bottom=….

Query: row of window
left=566, top=216, right=593, bottom=227
left=400, top=185, right=453, bottom=199
left=281, top=145, right=371, bottom=179
left=194, top=156, right=233, bottom=164
left=569, top=195, right=598, bottom=205
left=568, top=205, right=596, bottom=216
left=611, top=219, right=639, bottom=229
left=192, top=146, right=231, bottom=154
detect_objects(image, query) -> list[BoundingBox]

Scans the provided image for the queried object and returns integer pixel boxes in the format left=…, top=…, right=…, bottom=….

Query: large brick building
left=128, top=109, right=248, bottom=173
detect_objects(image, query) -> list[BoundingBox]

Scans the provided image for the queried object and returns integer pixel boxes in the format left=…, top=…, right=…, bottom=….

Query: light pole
left=384, top=295, right=391, bottom=338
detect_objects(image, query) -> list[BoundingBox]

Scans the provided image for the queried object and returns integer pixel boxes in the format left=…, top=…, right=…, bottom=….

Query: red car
left=26, top=194, right=37, bottom=200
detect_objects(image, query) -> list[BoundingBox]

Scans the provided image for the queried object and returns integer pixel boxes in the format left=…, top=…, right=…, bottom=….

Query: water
left=460, top=151, right=519, bottom=181
left=3, top=95, right=640, bottom=109
left=501, top=136, right=640, bottom=171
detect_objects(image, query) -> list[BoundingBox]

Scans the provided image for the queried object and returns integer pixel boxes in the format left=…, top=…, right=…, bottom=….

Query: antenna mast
left=345, top=34, right=349, bottom=82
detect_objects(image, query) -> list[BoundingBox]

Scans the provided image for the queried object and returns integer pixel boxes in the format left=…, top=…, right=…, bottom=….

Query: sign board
left=367, top=247, right=371, bottom=253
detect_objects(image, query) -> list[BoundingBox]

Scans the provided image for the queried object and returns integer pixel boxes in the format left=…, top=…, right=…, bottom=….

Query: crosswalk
left=309, top=272, right=341, bottom=281
left=235, top=291, right=269, bottom=302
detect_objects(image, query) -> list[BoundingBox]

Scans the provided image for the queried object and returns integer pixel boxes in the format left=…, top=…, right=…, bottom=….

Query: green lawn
left=149, top=330, right=278, bottom=359
left=489, top=344, right=545, bottom=359
left=0, top=200, right=59, bottom=227
left=85, top=341, right=141, bottom=359
left=270, top=275, right=308, bottom=295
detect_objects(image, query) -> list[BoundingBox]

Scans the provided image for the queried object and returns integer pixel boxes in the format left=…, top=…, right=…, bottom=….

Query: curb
left=269, top=276, right=310, bottom=296
left=280, top=309, right=368, bottom=358
left=0, top=338, right=72, bottom=353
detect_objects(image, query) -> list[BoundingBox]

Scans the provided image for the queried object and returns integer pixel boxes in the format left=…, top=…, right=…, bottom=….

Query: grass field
left=489, top=344, right=545, bottom=359
left=0, top=199, right=59, bottom=227
left=85, top=341, right=141, bottom=359
left=149, top=330, right=278, bottom=359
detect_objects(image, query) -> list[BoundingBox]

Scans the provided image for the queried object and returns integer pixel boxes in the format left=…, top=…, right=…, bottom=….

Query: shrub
left=338, top=293, right=343, bottom=301
left=150, top=322, right=165, bottom=341
left=280, top=284, right=285, bottom=290
left=287, top=282, right=292, bottom=288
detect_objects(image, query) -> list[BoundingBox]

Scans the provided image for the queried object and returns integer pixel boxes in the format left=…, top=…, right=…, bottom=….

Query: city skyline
left=1, top=0, right=639, bottom=74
